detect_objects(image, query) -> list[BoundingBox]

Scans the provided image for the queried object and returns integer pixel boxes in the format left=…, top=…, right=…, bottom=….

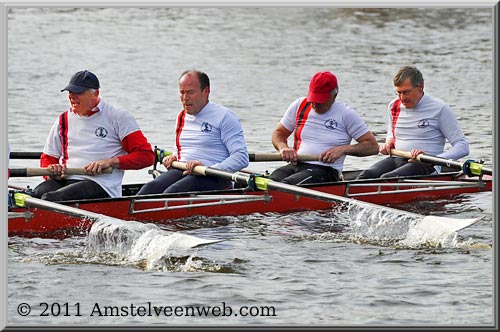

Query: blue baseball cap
left=61, top=70, right=100, bottom=93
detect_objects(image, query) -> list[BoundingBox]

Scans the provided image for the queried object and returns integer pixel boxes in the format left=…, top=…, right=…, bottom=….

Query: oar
left=153, top=148, right=319, bottom=162
left=13, top=192, right=111, bottom=221
left=171, top=161, right=482, bottom=238
left=248, top=153, right=319, bottom=162
left=9, top=167, right=113, bottom=177
left=11, top=193, right=222, bottom=248
left=9, top=151, right=41, bottom=159
left=11, top=150, right=320, bottom=162
left=390, top=149, right=492, bottom=176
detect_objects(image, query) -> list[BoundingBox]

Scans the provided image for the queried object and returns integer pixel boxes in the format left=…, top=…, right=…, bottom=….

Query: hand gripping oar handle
left=390, top=149, right=492, bottom=176
left=9, top=167, right=113, bottom=177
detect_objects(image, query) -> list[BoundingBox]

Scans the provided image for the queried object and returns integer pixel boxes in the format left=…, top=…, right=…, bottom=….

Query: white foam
left=345, top=204, right=479, bottom=248
left=84, top=216, right=221, bottom=269
left=347, top=204, right=415, bottom=241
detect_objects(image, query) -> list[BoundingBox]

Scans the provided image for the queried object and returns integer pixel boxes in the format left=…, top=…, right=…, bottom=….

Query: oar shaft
left=249, top=153, right=319, bottom=162
left=390, top=149, right=492, bottom=176
left=16, top=195, right=101, bottom=221
left=9, top=152, right=42, bottom=159
left=13, top=151, right=320, bottom=162
left=172, top=161, right=406, bottom=214
left=390, top=149, right=460, bottom=168
left=9, top=167, right=113, bottom=177
left=171, top=161, right=479, bottom=236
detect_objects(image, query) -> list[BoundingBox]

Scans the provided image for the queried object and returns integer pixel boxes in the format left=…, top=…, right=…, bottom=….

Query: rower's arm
left=272, top=124, right=297, bottom=162
left=272, top=123, right=293, bottom=152
left=118, top=130, right=155, bottom=170
left=318, top=131, right=378, bottom=163
left=344, top=131, right=379, bottom=157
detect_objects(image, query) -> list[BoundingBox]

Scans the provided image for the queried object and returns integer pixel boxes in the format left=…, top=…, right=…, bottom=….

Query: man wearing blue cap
left=33, top=70, right=155, bottom=201
left=269, top=71, right=378, bottom=185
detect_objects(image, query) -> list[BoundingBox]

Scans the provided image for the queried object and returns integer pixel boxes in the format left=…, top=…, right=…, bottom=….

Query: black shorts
left=269, top=162, right=340, bottom=185
left=33, top=179, right=110, bottom=202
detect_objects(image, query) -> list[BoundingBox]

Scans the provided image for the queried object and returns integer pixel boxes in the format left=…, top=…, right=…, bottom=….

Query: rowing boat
left=8, top=168, right=492, bottom=238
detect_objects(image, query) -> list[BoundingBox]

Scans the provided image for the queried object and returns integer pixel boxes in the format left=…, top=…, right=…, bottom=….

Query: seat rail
left=129, top=193, right=271, bottom=215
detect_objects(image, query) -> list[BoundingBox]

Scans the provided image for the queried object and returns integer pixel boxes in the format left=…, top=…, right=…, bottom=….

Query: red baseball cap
left=307, top=71, right=338, bottom=103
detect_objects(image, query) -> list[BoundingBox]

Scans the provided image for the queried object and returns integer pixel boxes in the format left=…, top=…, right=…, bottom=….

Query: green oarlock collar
left=462, top=159, right=485, bottom=177
left=254, top=177, right=269, bottom=191
left=13, top=192, right=30, bottom=208
left=155, top=148, right=173, bottom=163
left=469, top=162, right=484, bottom=176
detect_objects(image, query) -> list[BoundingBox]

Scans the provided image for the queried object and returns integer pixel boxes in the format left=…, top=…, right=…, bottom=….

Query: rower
left=357, top=65, right=469, bottom=179
left=33, top=70, right=154, bottom=201
left=137, top=70, right=249, bottom=195
left=268, top=71, right=378, bottom=185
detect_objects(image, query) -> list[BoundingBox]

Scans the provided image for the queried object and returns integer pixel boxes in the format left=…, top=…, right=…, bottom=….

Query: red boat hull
left=8, top=173, right=492, bottom=238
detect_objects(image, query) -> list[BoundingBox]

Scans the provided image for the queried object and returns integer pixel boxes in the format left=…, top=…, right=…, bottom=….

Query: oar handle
left=171, top=161, right=208, bottom=175
left=389, top=149, right=414, bottom=160
left=9, top=167, right=113, bottom=177
left=249, top=153, right=320, bottom=162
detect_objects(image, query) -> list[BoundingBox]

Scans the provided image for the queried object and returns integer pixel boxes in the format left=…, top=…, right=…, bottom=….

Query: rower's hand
left=408, top=149, right=424, bottom=162
left=279, top=147, right=298, bottom=164
left=183, top=160, right=203, bottom=175
left=379, top=139, right=395, bottom=155
left=319, top=146, right=345, bottom=164
left=47, top=163, right=67, bottom=179
left=84, top=158, right=116, bottom=174
left=162, top=155, right=177, bottom=169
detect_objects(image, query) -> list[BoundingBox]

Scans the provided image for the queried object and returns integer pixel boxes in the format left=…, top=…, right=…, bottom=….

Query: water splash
left=85, top=217, right=222, bottom=270
left=342, top=204, right=478, bottom=249
left=346, top=204, right=417, bottom=241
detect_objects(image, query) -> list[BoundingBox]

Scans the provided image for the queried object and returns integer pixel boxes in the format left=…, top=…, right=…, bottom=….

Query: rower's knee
left=357, top=170, right=377, bottom=179
left=40, top=191, right=62, bottom=202
left=380, top=172, right=397, bottom=179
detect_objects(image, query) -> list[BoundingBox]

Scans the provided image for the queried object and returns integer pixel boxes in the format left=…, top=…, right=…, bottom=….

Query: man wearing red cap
left=33, top=70, right=155, bottom=201
left=269, top=71, right=378, bottom=185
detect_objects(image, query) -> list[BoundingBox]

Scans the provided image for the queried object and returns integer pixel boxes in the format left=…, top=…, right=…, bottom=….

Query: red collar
left=71, top=106, right=100, bottom=116
left=88, top=107, right=100, bottom=116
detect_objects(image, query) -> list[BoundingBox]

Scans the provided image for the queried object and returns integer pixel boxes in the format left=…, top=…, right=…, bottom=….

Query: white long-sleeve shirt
left=173, top=101, right=249, bottom=172
left=387, top=94, right=469, bottom=160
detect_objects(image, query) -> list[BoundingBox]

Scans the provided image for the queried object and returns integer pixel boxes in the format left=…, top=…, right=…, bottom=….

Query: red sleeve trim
left=118, top=131, right=155, bottom=170
left=40, top=153, right=60, bottom=180
left=40, top=153, right=60, bottom=168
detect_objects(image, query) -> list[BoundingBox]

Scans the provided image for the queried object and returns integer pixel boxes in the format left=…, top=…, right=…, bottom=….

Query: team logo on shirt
left=417, top=119, right=430, bottom=128
left=95, top=127, right=108, bottom=138
left=324, top=119, right=338, bottom=130
left=201, top=122, right=213, bottom=133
